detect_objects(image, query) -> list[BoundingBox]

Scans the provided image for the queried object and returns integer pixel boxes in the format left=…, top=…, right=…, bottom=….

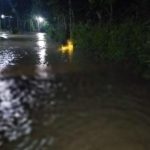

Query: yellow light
left=59, top=39, right=74, bottom=54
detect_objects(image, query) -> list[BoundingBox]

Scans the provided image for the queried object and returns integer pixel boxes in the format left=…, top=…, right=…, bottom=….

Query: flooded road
left=0, top=32, right=57, bottom=75
left=0, top=32, right=150, bottom=150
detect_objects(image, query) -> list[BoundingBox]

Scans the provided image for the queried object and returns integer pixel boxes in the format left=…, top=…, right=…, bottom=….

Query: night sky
left=0, top=0, right=32, bottom=16
left=0, top=0, right=150, bottom=22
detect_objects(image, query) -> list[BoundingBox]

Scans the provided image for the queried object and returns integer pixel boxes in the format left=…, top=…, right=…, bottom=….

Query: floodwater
left=0, top=32, right=150, bottom=150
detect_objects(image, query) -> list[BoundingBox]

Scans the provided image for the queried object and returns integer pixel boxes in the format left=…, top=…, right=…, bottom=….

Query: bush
left=12, top=28, right=19, bottom=34
left=72, top=23, right=150, bottom=78
left=47, top=24, right=67, bottom=42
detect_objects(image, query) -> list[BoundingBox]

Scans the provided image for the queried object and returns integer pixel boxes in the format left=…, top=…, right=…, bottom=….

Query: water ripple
left=0, top=75, right=61, bottom=145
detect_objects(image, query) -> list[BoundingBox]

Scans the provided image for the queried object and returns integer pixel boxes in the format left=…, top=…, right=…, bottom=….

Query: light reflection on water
left=0, top=33, right=8, bottom=39
left=0, top=32, right=150, bottom=150
left=0, top=75, right=61, bottom=147
left=0, top=50, right=15, bottom=72
left=0, top=72, right=149, bottom=150
left=0, top=78, right=32, bottom=142
left=36, top=33, right=47, bottom=67
left=0, top=32, right=52, bottom=76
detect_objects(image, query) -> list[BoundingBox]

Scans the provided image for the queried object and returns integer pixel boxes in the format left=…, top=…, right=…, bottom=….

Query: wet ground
left=0, top=32, right=150, bottom=150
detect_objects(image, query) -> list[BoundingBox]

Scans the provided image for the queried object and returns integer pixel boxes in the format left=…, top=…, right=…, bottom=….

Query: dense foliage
left=72, top=23, right=150, bottom=78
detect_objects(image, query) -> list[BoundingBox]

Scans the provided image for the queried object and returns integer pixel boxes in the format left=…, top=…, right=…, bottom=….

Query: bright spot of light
left=36, top=33, right=47, bottom=67
left=59, top=39, right=74, bottom=56
left=0, top=33, right=8, bottom=39
left=35, top=16, right=44, bottom=23
left=37, top=33, right=45, bottom=41
left=37, top=40, right=46, bottom=65
left=1, top=14, right=5, bottom=19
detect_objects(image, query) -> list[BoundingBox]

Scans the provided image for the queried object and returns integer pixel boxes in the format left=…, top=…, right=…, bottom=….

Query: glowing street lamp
left=1, top=14, right=12, bottom=19
left=1, top=14, right=5, bottom=19
left=0, top=14, right=13, bottom=30
left=35, top=16, right=45, bottom=32
left=0, top=15, right=5, bottom=30
left=37, top=16, right=44, bottom=23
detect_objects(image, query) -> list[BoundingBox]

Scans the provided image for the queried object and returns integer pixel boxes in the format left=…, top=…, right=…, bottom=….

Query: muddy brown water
left=0, top=32, right=150, bottom=150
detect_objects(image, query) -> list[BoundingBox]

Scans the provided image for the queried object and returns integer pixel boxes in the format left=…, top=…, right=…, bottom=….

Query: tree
left=88, top=0, right=117, bottom=23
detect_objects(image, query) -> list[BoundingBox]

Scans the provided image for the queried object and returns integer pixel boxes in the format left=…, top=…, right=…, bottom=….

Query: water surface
left=0, top=32, right=150, bottom=150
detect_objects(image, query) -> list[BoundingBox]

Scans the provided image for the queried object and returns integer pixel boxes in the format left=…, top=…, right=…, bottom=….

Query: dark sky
left=0, top=0, right=32, bottom=15
left=1, top=0, right=150, bottom=21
